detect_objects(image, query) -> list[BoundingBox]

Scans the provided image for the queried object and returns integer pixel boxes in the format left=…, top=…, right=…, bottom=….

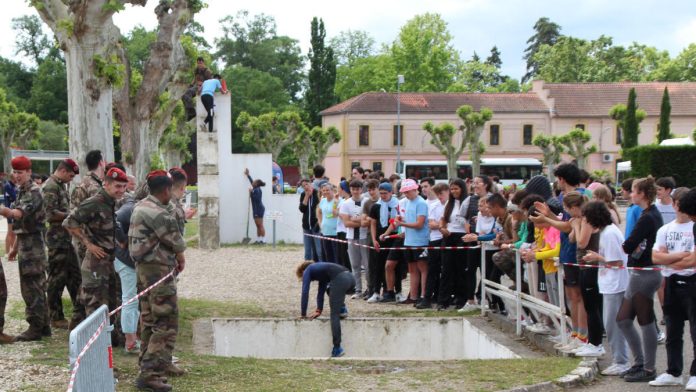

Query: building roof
left=320, top=92, right=550, bottom=115
left=543, top=82, right=696, bottom=117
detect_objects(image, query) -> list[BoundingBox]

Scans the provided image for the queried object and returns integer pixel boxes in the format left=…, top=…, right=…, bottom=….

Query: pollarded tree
left=311, top=125, right=341, bottom=165
left=236, top=111, right=303, bottom=161
left=293, top=125, right=313, bottom=178
left=532, top=134, right=564, bottom=182
left=558, top=128, right=597, bottom=170
left=458, top=105, right=493, bottom=177
left=423, top=122, right=465, bottom=179
left=0, top=89, right=39, bottom=172
left=292, top=125, right=341, bottom=178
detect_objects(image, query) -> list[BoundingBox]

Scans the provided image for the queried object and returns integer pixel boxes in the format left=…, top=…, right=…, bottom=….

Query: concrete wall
left=210, top=317, right=520, bottom=360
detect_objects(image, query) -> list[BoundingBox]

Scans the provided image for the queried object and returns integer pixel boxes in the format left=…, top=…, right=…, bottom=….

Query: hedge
left=623, top=145, right=696, bottom=187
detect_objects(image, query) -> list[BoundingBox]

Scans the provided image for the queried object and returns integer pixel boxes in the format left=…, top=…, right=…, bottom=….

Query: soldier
left=63, top=168, right=127, bottom=318
left=130, top=170, right=186, bottom=392
left=168, top=168, right=196, bottom=235
left=0, top=156, right=49, bottom=341
left=42, top=159, right=81, bottom=329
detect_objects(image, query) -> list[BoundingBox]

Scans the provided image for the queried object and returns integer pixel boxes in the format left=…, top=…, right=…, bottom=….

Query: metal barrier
left=68, top=305, right=115, bottom=392
left=480, top=242, right=569, bottom=346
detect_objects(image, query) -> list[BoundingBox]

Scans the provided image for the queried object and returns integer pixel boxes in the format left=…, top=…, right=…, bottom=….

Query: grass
left=12, top=298, right=579, bottom=392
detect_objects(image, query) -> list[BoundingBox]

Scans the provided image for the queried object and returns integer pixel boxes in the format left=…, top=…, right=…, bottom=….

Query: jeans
left=303, top=228, right=323, bottom=261
left=114, top=258, right=139, bottom=334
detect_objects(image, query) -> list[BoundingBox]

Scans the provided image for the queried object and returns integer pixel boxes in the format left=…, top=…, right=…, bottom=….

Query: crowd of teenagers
left=297, top=163, right=696, bottom=388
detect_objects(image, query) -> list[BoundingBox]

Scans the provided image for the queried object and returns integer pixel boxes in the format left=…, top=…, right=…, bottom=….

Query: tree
left=0, top=89, right=39, bottom=172
left=27, top=58, right=67, bottom=123
left=112, top=1, right=204, bottom=181
left=12, top=15, right=61, bottom=66
left=610, top=88, right=646, bottom=150
left=522, top=17, right=561, bottom=83
left=305, top=17, right=337, bottom=127
left=236, top=111, right=303, bottom=161
left=293, top=125, right=340, bottom=178
left=657, top=87, right=672, bottom=143
left=293, top=125, right=313, bottom=178
left=448, top=59, right=511, bottom=93
left=310, top=125, right=341, bottom=165
left=458, top=105, right=493, bottom=177
left=423, top=122, right=464, bottom=179
left=558, top=128, right=597, bottom=170
left=653, top=44, right=696, bottom=81
left=486, top=46, right=502, bottom=69
left=329, top=30, right=375, bottom=66
left=0, top=57, right=34, bottom=109
left=334, top=54, right=396, bottom=101
left=532, top=134, right=564, bottom=182
left=390, top=13, right=461, bottom=92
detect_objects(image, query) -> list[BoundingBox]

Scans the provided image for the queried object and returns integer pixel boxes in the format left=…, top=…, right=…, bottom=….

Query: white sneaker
left=527, top=323, right=553, bottom=335
left=648, top=372, right=683, bottom=386
left=686, top=376, right=696, bottom=390
left=457, top=303, right=480, bottom=313
left=367, top=293, right=381, bottom=303
left=554, top=338, right=579, bottom=350
left=395, top=293, right=407, bottom=302
left=601, top=363, right=631, bottom=376
left=573, top=343, right=605, bottom=357
left=657, top=330, right=666, bottom=344
left=559, top=340, right=584, bottom=353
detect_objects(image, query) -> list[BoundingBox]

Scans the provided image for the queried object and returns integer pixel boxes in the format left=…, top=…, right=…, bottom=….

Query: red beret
left=64, top=158, right=80, bottom=174
left=146, top=170, right=170, bottom=180
left=168, top=167, right=187, bottom=180
left=11, top=156, right=32, bottom=170
left=106, top=168, right=128, bottom=182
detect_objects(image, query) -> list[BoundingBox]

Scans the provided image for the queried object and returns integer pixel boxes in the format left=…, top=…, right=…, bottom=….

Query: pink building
left=320, top=81, right=696, bottom=181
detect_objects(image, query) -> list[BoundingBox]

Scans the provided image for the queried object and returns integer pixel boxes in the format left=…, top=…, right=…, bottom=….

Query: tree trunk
left=471, top=145, right=481, bottom=178
left=162, top=148, right=183, bottom=169
left=2, top=144, right=12, bottom=174
left=122, top=119, right=157, bottom=181
left=546, top=163, right=555, bottom=182
left=298, top=155, right=310, bottom=179
left=447, top=153, right=458, bottom=180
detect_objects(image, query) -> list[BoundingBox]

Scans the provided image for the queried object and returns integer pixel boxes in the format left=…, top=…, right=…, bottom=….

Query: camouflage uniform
left=171, top=197, right=186, bottom=235
left=13, top=181, right=48, bottom=331
left=63, top=188, right=118, bottom=316
left=129, top=195, right=186, bottom=379
left=42, top=175, right=82, bottom=322
left=70, top=172, right=103, bottom=261
left=0, top=260, right=7, bottom=334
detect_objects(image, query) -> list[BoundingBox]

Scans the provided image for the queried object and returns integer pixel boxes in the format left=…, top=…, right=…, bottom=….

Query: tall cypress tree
left=657, top=86, right=672, bottom=143
left=623, top=88, right=639, bottom=149
left=305, top=17, right=337, bottom=127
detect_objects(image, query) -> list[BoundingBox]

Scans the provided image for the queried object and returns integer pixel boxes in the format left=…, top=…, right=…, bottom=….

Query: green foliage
left=652, top=44, right=696, bottom=81
left=557, top=128, right=597, bottom=170
left=609, top=89, right=646, bottom=151
left=305, top=17, right=337, bottom=127
left=123, top=26, right=157, bottom=74
left=12, top=15, right=61, bottom=66
left=160, top=102, right=195, bottom=164
left=149, top=152, right=166, bottom=170
left=56, top=19, right=74, bottom=38
left=92, top=54, right=125, bottom=87
left=101, top=0, right=125, bottom=13
left=657, top=87, right=672, bottom=142
left=591, top=169, right=612, bottom=182
left=329, top=30, right=375, bottom=66
left=334, top=54, right=396, bottom=101
left=0, top=57, right=34, bottom=109
left=423, top=121, right=461, bottom=179
left=448, top=60, right=513, bottom=93
left=457, top=105, right=493, bottom=177
left=532, top=134, right=564, bottom=177
left=0, top=88, right=40, bottom=171
left=523, top=17, right=562, bottom=83
left=27, top=58, right=67, bottom=123
left=624, top=145, right=696, bottom=187
left=236, top=110, right=303, bottom=160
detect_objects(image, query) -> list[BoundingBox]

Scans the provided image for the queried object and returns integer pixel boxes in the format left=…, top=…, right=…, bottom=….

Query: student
left=297, top=261, right=354, bottom=358
left=378, top=191, right=407, bottom=303
left=361, top=179, right=380, bottom=298
left=437, top=179, right=469, bottom=310
left=618, top=176, right=663, bottom=382
left=299, top=179, right=323, bottom=261
left=655, top=177, right=676, bottom=225
left=496, top=192, right=530, bottom=285
left=420, top=177, right=435, bottom=200
left=335, top=181, right=351, bottom=269
left=394, top=179, right=429, bottom=305
left=648, top=188, right=695, bottom=388
left=199, top=74, right=228, bottom=133
left=244, top=168, right=266, bottom=245
left=581, top=201, right=630, bottom=371
left=368, top=182, right=398, bottom=303
left=592, top=184, right=621, bottom=226
left=339, top=180, right=369, bottom=298
left=418, top=183, right=449, bottom=309
left=317, top=182, right=339, bottom=263
left=622, top=178, right=643, bottom=237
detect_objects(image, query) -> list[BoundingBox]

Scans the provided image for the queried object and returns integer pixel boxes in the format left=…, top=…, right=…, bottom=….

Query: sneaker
left=331, top=346, right=345, bottom=358
left=625, top=368, right=656, bottom=382
left=558, top=339, right=583, bottom=353
left=573, top=343, right=605, bottom=357
left=379, top=292, right=396, bottom=303
left=657, top=330, right=666, bottom=344
left=457, top=303, right=480, bottom=313
left=686, top=376, right=696, bottom=390
left=415, top=299, right=432, bottom=309
left=395, top=293, right=407, bottom=303
left=399, top=297, right=417, bottom=305
left=339, top=305, right=348, bottom=319
left=648, top=373, right=683, bottom=386
left=620, top=364, right=643, bottom=378
left=602, top=363, right=631, bottom=376
left=124, top=340, right=141, bottom=355
left=366, top=293, right=381, bottom=303
left=527, top=323, right=553, bottom=335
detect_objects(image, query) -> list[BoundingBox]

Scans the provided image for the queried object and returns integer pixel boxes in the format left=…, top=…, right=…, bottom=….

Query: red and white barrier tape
left=67, top=269, right=176, bottom=392
left=303, top=232, right=482, bottom=251
left=563, top=262, right=696, bottom=272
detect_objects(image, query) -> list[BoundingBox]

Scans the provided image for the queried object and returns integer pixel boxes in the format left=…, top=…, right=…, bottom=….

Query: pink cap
left=399, top=178, right=419, bottom=193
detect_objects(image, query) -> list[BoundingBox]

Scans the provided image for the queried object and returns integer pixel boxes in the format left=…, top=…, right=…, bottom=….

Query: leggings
left=580, top=268, right=603, bottom=346
left=329, top=272, right=356, bottom=348
left=617, top=270, right=662, bottom=371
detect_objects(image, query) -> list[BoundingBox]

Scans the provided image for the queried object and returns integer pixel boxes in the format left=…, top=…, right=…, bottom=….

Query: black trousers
left=424, top=239, right=442, bottom=301
left=336, top=232, right=350, bottom=271
left=438, top=233, right=466, bottom=306
left=201, top=94, right=214, bottom=132
left=483, top=250, right=505, bottom=311
left=368, top=242, right=387, bottom=295
left=321, top=236, right=338, bottom=264
left=580, top=268, right=603, bottom=346
left=329, top=272, right=356, bottom=348
left=664, top=274, right=696, bottom=377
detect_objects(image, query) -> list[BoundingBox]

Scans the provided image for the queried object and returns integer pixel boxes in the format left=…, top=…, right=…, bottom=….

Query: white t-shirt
left=475, top=213, right=497, bottom=235
left=339, top=197, right=368, bottom=240
left=336, top=198, right=346, bottom=233
left=655, top=200, right=676, bottom=225
left=446, top=199, right=466, bottom=232
left=597, top=224, right=629, bottom=294
left=653, top=220, right=695, bottom=277
left=428, top=199, right=446, bottom=241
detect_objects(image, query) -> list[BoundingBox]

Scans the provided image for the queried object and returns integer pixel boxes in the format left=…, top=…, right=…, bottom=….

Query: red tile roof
left=544, top=82, right=696, bottom=117
left=320, top=92, right=550, bottom=115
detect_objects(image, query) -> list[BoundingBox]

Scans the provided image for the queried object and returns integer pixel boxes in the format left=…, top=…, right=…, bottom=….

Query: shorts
left=387, top=239, right=404, bottom=262
left=562, top=263, right=580, bottom=287
left=403, top=246, right=428, bottom=263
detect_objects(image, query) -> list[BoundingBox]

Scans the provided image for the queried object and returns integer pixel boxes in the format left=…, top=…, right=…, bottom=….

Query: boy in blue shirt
left=199, top=74, right=228, bottom=132
left=394, top=179, right=429, bottom=305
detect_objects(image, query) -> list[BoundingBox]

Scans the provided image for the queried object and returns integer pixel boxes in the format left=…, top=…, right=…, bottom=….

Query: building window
left=616, top=126, right=622, bottom=145
left=393, top=125, right=404, bottom=146
left=523, top=124, right=533, bottom=145
left=575, top=123, right=586, bottom=131
left=372, top=162, right=383, bottom=172
left=351, top=161, right=361, bottom=170
left=358, top=125, right=369, bottom=146
left=489, top=124, right=500, bottom=146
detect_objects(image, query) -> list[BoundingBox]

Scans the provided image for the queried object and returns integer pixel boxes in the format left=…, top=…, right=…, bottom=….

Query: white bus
left=401, top=158, right=543, bottom=185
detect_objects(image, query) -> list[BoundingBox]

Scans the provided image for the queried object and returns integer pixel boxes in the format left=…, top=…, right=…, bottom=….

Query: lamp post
left=396, top=74, right=404, bottom=174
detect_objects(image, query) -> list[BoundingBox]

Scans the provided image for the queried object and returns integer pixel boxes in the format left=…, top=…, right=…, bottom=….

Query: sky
left=1, top=0, right=695, bottom=79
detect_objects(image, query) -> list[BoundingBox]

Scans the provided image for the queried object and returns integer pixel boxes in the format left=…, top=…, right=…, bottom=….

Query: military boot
left=0, top=332, right=15, bottom=344
left=135, top=375, right=172, bottom=392
left=164, top=362, right=186, bottom=377
left=14, top=326, right=43, bottom=342
left=51, top=319, right=69, bottom=330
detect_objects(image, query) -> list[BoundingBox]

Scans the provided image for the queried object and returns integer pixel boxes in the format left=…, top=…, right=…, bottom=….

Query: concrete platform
left=195, top=317, right=523, bottom=360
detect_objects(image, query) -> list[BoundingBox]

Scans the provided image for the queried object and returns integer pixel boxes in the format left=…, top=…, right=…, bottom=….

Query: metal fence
left=479, top=242, right=569, bottom=345
left=68, top=304, right=115, bottom=392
